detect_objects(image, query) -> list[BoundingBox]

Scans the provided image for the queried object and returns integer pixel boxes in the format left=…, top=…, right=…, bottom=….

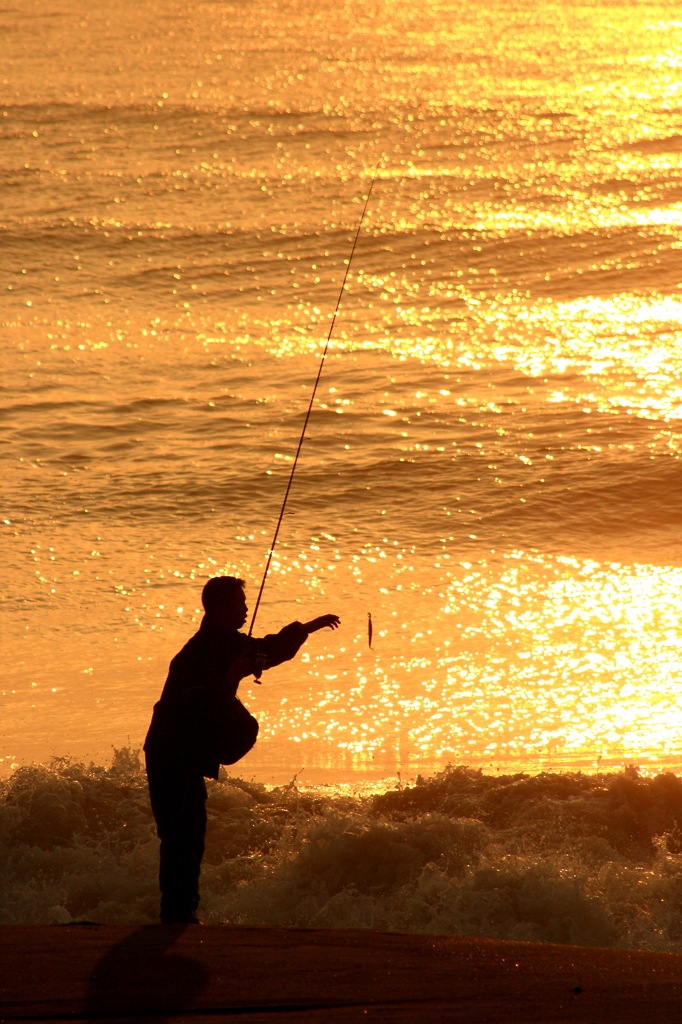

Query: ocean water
left=3, top=0, right=682, bottom=938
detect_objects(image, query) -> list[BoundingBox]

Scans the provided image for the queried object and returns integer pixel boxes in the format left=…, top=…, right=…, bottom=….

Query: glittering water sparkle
left=2, top=0, right=682, bottom=782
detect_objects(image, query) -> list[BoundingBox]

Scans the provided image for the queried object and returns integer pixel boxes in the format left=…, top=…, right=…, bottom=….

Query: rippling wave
left=4, top=750, right=682, bottom=951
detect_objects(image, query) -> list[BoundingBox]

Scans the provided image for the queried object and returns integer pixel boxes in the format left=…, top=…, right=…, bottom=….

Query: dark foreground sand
left=1, top=924, right=681, bottom=1022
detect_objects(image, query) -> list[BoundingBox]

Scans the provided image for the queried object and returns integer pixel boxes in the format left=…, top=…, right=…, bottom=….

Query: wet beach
left=3, top=922, right=682, bottom=1022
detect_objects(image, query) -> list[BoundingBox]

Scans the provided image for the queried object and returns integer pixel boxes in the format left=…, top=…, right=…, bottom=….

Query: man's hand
left=226, top=648, right=256, bottom=685
left=303, top=614, right=341, bottom=633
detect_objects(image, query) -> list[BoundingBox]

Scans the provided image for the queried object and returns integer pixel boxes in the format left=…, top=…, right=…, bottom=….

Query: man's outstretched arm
left=302, top=613, right=341, bottom=633
left=255, top=613, right=341, bottom=670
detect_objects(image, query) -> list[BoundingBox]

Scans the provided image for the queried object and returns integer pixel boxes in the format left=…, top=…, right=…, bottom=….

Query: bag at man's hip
left=212, top=696, right=259, bottom=765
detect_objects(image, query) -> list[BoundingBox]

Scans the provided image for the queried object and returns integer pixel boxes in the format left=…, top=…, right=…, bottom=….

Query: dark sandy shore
left=1, top=923, right=681, bottom=1022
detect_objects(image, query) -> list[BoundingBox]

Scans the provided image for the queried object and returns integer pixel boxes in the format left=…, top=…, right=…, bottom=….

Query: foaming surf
left=3, top=748, right=682, bottom=952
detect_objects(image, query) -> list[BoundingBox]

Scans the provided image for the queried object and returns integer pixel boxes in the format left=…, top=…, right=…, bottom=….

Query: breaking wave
left=4, top=749, right=682, bottom=951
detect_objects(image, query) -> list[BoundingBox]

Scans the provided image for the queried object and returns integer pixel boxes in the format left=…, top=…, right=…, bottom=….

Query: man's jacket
left=144, top=617, right=307, bottom=778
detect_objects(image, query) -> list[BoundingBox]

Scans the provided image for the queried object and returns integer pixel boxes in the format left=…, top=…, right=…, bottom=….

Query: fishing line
left=248, top=168, right=379, bottom=636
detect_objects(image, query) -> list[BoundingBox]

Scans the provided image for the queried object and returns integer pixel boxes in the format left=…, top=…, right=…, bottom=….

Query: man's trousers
left=145, top=754, right=207, bottom=923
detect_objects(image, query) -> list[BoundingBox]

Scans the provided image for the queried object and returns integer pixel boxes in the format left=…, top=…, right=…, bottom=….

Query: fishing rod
left=248, top=169, right=379, bottom=637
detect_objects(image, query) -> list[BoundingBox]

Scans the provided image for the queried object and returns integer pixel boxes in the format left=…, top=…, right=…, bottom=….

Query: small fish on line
left=368, top=612, right=373, bottom=649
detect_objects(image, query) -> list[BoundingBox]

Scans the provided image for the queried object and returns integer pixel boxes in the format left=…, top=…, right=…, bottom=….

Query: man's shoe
left=160, top=910, right=200, bottom=924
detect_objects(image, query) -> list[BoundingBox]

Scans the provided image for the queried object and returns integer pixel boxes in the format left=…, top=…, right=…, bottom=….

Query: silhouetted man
left=144, top=575, right=340, bottom=924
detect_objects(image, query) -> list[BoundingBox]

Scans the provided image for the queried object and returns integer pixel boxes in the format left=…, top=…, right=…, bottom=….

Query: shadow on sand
left=85, top=924, right=209, bottom=1021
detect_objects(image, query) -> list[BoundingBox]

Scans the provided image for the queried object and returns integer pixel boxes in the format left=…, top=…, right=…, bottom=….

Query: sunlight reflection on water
left=4, top=0, right=682, bottom=782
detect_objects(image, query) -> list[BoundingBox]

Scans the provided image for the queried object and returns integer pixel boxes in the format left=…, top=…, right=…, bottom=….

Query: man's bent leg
left=146, top=755, right=207, bottom=923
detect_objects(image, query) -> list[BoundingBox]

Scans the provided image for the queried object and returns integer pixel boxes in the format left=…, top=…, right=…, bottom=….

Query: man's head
left=201, top=576, right=247, bottom=629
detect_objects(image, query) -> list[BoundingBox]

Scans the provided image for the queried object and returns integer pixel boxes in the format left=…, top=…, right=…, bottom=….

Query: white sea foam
left=3, top=748, right=682, bottom=951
